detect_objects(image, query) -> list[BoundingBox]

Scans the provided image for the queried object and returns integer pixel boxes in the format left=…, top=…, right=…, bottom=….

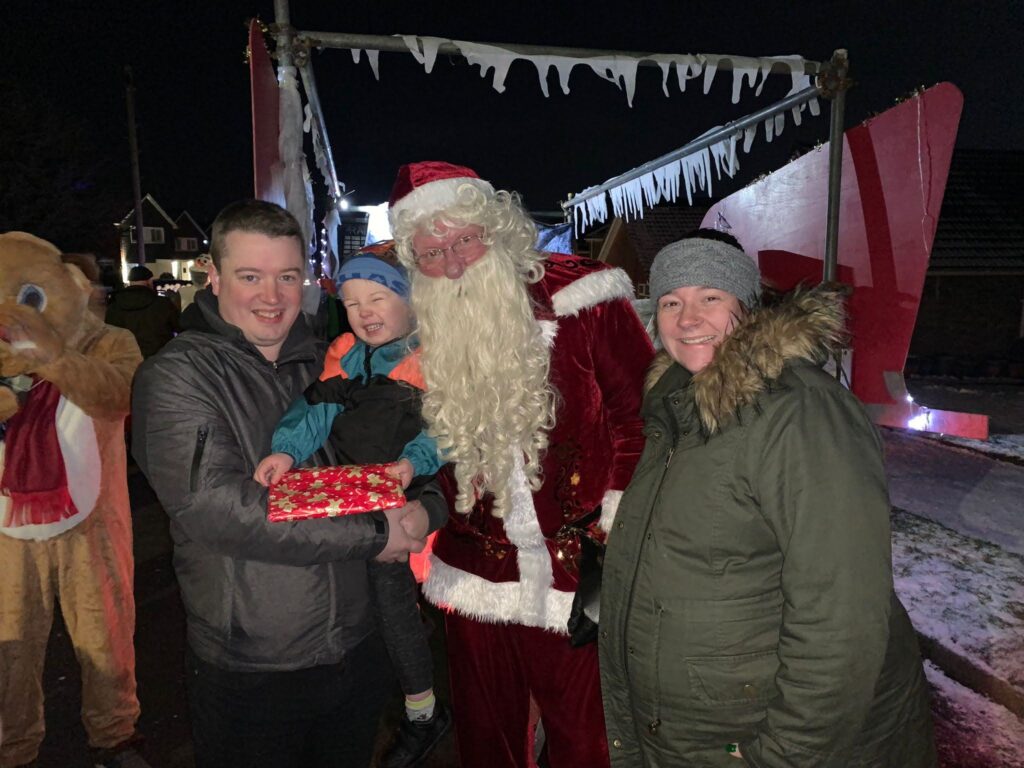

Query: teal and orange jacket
left=271, top=332, right=442, bottom=478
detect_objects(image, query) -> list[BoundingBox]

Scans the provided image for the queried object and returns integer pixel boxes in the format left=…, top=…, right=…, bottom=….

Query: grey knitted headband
left=649, top=237, right=761, bottom=308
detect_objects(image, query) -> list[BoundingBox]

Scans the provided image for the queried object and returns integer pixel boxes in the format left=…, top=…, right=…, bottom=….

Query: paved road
left=882, top=429, right=1024, bottom=556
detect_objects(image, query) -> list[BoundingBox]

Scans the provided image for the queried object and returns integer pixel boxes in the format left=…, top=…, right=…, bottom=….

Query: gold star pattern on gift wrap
left=275, top=498, right=298, bottom=513
left=267, top=464, right=406, bottom=522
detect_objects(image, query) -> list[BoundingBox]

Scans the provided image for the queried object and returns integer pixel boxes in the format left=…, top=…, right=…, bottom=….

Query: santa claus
left=388, top=161, right=653, bottom=767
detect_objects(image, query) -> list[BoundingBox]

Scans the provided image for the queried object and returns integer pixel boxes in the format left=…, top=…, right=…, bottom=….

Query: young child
left=254, top=242, right=450, bottom=768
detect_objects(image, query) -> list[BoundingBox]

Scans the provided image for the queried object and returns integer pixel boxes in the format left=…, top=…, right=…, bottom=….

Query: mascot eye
left=17, top=283, right=47, bottom=312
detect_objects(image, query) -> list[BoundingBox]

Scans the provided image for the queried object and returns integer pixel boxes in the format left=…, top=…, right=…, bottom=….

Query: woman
left=599, top=231, right=935, bottom=767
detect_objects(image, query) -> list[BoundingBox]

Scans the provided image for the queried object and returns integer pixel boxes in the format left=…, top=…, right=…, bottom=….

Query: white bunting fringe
left=346, top=35, right=821, bottom=234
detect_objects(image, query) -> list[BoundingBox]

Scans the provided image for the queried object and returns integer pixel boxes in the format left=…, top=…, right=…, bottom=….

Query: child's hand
left=254, top=453, right=294, bottom=486
left=386, top=458, right=415, bottom=489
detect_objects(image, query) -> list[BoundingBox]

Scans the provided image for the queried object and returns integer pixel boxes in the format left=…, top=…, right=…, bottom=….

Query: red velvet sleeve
left=587, top=297, right=654, bottom=491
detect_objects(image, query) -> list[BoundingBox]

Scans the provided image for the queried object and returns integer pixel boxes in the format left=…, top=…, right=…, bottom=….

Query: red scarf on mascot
left=1, top=379, right=78, bottom=527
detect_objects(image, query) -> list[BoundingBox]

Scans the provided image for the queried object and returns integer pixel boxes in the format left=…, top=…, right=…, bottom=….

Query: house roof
left=175, top=210, right=208, bottom=239
left=118, top=193, right=178, bottom=229
left=591, top=204, right=709, bottom=272
left=929, top=150, right=1024, bottom=273
left=622, top=205, right=710, bottom=272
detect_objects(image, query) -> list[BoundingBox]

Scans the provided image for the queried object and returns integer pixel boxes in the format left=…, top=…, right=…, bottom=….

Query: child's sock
left=405, top=691, right=436, bottom=723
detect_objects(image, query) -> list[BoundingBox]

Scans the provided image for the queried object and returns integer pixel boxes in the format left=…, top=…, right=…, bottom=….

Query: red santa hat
left=387, top=161, right=495, bottom=226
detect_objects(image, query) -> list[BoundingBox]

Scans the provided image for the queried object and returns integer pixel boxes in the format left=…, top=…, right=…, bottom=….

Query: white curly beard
left=411, top=246, right=554, bottom=517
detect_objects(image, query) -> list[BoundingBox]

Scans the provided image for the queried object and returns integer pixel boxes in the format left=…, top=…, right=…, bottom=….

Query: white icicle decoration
left=569, top=122, right=764, bottom=235
left=529, top=55, right=578, bottom=97
left=341, top=34, right=823, bottom=236
left=398, top=34, right=446, bottom=73
left=585, top=56, right=642, bottom=106
left=732, top=65, right=759, bottom=104
left=570, top=126, right=747, bottom=236
left=456, top=41, right=517, bottom=93
left=351, top=49, right=381, bottom=80
left=379, top=35, right=814, bottom=108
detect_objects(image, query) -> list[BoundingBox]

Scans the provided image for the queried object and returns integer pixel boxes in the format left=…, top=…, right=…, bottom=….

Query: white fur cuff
left=599, top=489, right=623, bottom=533
left=423, top=555, right=574, bottom=634
left=552, top=268, right=634, bottom=318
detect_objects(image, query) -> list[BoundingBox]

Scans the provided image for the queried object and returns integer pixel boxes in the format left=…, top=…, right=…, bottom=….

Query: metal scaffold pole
left=820, top=49, right=852, bottom=284
left=125, top=65, right=146, bottom=265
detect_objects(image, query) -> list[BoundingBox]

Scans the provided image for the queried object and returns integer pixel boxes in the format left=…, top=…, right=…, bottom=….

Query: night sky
left=5, top=0, right=1022, bottom=230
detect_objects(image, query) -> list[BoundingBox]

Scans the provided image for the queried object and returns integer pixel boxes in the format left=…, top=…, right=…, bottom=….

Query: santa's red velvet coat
left=423, top=254, right=655, bottom=633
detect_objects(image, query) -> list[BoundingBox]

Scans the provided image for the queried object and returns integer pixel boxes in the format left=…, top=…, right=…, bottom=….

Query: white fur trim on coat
left=598, top=489, right=623, bottom=533
left=423, top=555, right=575, bottom=634
left=423, top=451, right=575, bottom=633
left=551, top=267, right=634, bottom=318
left=537, top=319, right=558, bottom=348
left=501, top=454, right=553, bottom=628
left=387, top=177, right=495, bottom=226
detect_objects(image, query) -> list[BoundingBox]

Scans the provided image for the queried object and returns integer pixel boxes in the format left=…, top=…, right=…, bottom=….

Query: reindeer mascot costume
left=0, top=232, right=142, bottom=766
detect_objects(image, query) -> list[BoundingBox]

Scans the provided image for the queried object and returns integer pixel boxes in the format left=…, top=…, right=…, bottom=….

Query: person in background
left=178, top=254, right=212, bottom=312
left=388, top=161, right=654, bottom=768
left=599, top=230, right=936, bottom=767
left=131, top=200, right=445, bottom=768
left=156, top=272, right=183, bottom=312
left=105, top=265, right=179, bottom=358
left=254, top=241, right=451, bottom=768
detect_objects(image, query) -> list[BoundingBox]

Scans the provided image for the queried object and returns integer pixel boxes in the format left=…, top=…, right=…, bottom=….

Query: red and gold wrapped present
left=267, top=464, right=406, bottom=523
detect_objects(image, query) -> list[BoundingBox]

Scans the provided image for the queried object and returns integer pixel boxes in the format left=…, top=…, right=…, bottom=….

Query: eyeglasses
left=413, top=234, right=485, bottom=266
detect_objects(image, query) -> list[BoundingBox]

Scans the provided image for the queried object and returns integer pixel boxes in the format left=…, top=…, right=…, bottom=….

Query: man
left=388, top=162, right=655, bottom=767
left=105, top=265, right=180, bottom=358
left=131, top=200, right=444, bottom=768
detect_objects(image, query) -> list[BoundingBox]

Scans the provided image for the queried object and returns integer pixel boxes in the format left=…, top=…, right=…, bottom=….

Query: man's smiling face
left=209, top=230, right=305, bottom=362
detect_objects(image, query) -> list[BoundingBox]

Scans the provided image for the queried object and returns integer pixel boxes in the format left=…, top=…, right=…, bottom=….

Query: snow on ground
left=927, top=661, right=1024, bottom=768
left=938, top=433, right=1024, bottom=462
left=892, top=510, right=1024, bottom=708
left=883, top=430, right=1024, bottom=556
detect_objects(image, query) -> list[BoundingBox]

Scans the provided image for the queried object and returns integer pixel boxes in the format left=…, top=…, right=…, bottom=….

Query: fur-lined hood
left=645, top=287, right=848, bottom=434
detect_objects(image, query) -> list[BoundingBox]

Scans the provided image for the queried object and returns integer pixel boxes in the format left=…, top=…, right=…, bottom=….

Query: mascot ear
left=3, top=231, right=61, bottom=256
left=63, top=263, right=92, bottom=294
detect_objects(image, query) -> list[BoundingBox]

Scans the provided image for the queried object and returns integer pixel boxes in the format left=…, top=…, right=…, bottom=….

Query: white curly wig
left=391, top=180, right=556, bottom=516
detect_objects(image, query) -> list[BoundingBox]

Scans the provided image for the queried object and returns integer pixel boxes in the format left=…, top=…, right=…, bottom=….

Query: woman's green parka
left=599, top=290, right=935, bottom=768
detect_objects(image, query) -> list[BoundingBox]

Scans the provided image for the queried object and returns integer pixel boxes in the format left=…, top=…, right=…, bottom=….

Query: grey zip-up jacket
left=132, top=290, right=446, bottom=671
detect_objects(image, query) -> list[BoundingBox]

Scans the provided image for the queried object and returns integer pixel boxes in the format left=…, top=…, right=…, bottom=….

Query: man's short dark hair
left=209, top=200, right=303, bottom=270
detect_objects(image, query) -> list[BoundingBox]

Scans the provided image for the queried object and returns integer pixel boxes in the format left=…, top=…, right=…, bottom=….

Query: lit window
left=129, top=227, right=165, bottom=244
